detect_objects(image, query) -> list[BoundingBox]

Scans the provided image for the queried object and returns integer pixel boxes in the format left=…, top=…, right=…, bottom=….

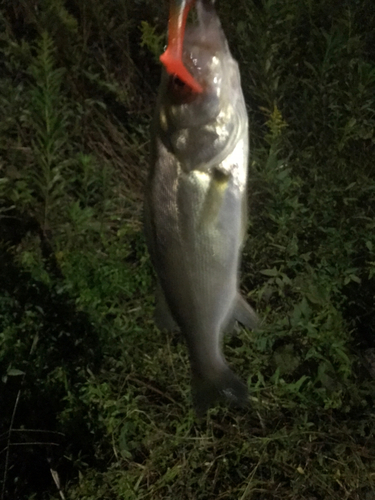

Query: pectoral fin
left=199, top=168, right=229, bottom=229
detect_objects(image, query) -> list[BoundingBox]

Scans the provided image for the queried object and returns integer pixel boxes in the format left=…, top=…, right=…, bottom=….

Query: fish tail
left=192, top=365, right=248, bottom=414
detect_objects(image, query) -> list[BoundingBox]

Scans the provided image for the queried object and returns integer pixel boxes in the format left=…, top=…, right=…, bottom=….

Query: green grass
left=1, top=0, right=375, bottom=499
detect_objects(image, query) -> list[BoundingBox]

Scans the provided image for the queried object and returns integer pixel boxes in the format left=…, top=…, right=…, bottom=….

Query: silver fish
left=144, top=0, right=258, bottom=413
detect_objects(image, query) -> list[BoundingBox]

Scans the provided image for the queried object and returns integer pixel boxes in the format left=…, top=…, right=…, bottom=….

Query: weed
left=1, top=1, right=375, bottom=500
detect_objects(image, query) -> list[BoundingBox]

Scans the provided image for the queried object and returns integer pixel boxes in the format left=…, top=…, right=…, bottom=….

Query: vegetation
left=1, top=0, right=375, bottom=499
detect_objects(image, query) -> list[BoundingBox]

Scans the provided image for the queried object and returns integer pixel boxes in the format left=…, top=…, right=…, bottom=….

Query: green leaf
left=260, top=268, right=279, bottom=277
left=7, top=368, right=25, bottom=376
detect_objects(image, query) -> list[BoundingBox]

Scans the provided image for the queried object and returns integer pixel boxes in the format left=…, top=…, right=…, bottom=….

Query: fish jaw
left=160, top=0, right=203, bottom=94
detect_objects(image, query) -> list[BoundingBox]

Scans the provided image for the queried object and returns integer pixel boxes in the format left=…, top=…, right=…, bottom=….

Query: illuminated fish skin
left=145, top=0, right=258, bottom=413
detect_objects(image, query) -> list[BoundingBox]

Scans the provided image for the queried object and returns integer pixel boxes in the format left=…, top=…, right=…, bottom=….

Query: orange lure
left=160, top=0, right=203, bottom=93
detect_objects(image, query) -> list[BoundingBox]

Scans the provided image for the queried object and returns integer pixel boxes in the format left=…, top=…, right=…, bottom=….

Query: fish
left=144, top=0, right=258, bottom=413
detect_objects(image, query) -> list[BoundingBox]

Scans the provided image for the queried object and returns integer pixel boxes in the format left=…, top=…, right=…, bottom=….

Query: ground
left=1, top=1, right=375, bottom=499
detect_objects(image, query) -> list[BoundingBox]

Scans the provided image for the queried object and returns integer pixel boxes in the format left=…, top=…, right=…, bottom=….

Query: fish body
left=144, top=0, right=258, bottom=412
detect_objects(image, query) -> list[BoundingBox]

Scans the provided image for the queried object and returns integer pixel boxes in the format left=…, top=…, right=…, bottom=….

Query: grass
left=1, top=0, right=375, bottom=499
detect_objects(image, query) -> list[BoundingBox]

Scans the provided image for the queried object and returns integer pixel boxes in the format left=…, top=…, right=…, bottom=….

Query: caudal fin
left=192, top=365, right=248, bottom=414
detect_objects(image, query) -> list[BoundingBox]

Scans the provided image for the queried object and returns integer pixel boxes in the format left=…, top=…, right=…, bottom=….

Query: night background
left=1, top=0, right=375, bottom=498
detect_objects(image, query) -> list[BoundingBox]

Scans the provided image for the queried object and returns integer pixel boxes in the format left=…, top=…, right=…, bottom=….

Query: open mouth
left=159, top=0, right=203, bottom=94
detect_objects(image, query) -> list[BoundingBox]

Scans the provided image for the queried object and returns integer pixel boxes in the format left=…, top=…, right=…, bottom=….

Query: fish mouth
left=160, top=0, right=206, bottom=94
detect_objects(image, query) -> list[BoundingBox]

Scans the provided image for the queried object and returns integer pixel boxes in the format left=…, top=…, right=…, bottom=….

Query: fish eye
left=169, top=75, right=197, bottom=101
left=171, top=75, right=192, bottom=95
left=172, top=75, right=186, bottom=88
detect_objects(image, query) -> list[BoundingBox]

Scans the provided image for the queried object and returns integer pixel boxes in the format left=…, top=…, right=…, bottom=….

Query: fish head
left=160, top=0, right=234, bottom=125
left=157, top=0, right=247, bottom=170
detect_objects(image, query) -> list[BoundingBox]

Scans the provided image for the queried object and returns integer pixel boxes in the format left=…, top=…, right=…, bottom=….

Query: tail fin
left=192, top=365, right=248, bottom=414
